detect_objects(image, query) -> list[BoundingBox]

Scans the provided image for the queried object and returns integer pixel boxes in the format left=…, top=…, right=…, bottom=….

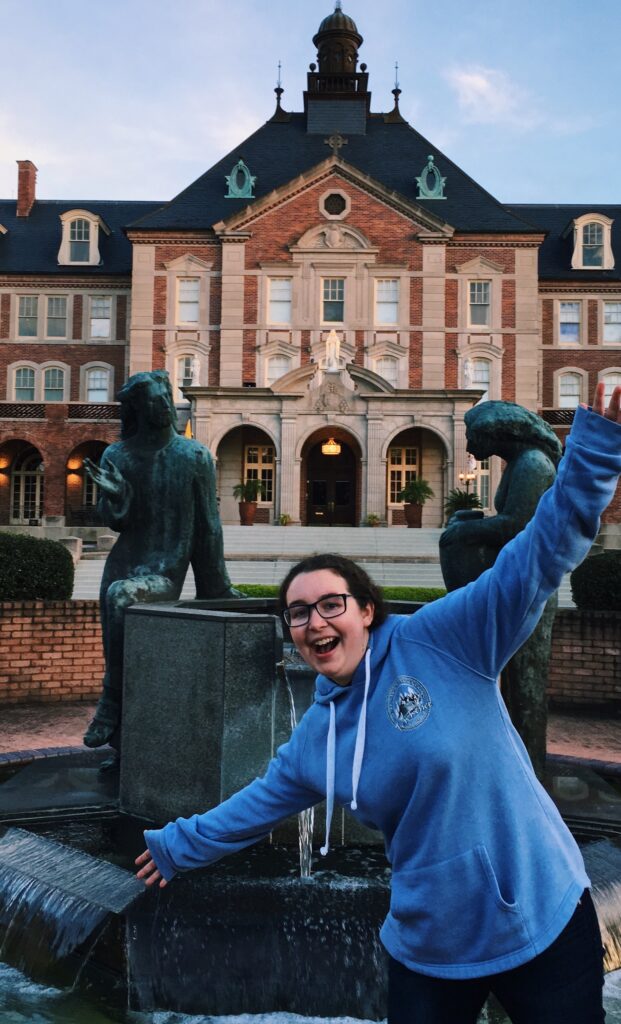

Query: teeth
left=315, top=637, right=337, bottom=649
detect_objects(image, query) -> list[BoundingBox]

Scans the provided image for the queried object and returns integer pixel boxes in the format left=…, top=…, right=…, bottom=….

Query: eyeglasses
left=283, top=593, right=351, bottom=628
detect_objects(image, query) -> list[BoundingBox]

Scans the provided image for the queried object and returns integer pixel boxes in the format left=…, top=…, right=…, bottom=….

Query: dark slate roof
left=129, top=113, right=539, bottom=235
left=0, top=200, right=162, bottom=275
left=506, top=204, right=621, bottom=282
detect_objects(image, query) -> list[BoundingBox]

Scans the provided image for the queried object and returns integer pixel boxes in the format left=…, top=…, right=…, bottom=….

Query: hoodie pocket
left=389, top=845, right=529, bottom=967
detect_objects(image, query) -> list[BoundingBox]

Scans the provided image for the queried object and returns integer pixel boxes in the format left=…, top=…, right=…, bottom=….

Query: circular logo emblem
left=387, top=676, right=432, bottom=731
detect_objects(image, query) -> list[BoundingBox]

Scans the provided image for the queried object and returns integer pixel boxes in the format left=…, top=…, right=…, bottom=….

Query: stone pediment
left=163, top=252, right=213, bottom=271
left=292, top=223, right=373, bottom=252
left=454, top=255, right=504, bottom=275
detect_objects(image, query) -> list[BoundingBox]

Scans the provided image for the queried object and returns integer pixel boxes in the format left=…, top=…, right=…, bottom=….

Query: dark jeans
left=387, top=889, right=605, bottom=1024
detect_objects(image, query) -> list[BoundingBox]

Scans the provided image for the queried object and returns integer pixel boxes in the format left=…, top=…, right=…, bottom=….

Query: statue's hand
left=84, top=458, right=126, bottom=500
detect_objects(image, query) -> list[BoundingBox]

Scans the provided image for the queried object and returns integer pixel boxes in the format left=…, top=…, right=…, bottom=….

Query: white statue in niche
left=323, top=329, right=341, bottom=372
left=463, top=357, right=473, bottom=388
left=191, top=356, right=201, bottom=384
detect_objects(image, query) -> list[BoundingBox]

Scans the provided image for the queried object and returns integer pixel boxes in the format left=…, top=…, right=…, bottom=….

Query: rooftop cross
left=324, top=133, right=348, bottom=154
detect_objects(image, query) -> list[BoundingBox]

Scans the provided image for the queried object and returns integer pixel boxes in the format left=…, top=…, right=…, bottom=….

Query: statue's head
left=117, top=371, right=178, bottom=439
left=465, top=401, right=562, bottom=465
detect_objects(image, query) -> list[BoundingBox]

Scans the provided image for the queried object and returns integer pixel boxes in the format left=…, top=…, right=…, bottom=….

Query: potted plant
left=443, top=488, right=482, bottom=525
left=365, top=513, right=381, bottom=527
left=233, top=479, right=265, bottom=526
left=278, top=513, right=292, bottom=526
left=396, top=478, right=435, bottom=528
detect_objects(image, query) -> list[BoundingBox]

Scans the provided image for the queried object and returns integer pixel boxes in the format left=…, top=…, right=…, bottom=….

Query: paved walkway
left=1, top=701, right=618, bottom=768
left=73, top=526, right=576, bottom=605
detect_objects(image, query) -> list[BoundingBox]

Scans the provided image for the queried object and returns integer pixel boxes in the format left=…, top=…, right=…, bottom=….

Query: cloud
left=444, top=65, right=541, bottom=131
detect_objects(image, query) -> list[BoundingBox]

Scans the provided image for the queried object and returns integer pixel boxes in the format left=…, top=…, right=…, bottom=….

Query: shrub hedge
left=0, top=532, right=74, bottom=600
left=235, top=583, right=446, bottom=603
left=570, top=551, right=621, bottom=611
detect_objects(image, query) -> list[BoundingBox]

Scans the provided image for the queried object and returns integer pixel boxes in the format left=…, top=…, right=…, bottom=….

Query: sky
left=0, top=0, right=619, bottom=207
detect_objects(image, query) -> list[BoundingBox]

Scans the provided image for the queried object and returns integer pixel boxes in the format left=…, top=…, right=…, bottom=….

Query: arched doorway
left=216, top=425, right=277, bottom=525
left=9, top=446, right=44, bottom=525
left=305, top=436, right=357, bottom=526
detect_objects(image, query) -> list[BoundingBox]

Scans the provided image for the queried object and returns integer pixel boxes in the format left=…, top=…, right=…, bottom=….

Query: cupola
left=305, top=2, right=371, bottom=135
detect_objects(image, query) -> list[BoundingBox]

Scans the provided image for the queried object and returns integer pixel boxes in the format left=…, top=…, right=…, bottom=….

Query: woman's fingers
left=606, top=385, right=621, bottom=423
left=593, top=381, right=606, bottom=416
left=135, top=849, right=168, bottom=887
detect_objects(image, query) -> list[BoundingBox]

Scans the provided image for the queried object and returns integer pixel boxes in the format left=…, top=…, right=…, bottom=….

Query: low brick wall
left=0, top=600, right=103, bottom=703
left=0, top=601, right=619, bottom=710
left=548, top=609, right=621, bottom=710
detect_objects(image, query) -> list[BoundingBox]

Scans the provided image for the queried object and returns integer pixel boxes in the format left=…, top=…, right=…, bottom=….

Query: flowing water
left=279, top=660, right=315, bottom=879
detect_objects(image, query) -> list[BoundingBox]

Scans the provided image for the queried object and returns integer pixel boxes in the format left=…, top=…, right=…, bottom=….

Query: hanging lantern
left=321, top=437, right=341, bottom=456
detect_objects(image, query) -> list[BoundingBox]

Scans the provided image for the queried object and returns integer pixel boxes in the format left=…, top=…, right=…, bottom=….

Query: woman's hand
left=135, top=848, right=168, bottom=888
left=587, top=382, right=621, bottom=424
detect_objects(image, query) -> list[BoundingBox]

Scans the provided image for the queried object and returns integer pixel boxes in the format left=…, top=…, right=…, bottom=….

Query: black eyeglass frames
left=283, top=593, right=351, bottom=628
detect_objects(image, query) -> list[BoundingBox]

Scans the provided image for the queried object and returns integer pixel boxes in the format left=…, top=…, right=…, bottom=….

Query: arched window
left=558, top=372, right=582, bottom=409
left=375, top=356, right=399, bottom=387
left=15, top=366, right=35, bottom=401
left=70, top=218, right=90, bottom=262
left=86, top=367, right=110, bottom=402
left=175, top=354, right=198, bottom=401
left=602, top=372, right=621, bottom=403
left=582, top=222, right=603, bottom=267
left=472, top=358, right=491, bottom=401
left=44, top=367, right=65, bottom=402
left=266, top=355, right=291, bottom=386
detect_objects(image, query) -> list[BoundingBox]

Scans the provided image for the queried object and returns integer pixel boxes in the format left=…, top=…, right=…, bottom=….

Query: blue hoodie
left=145, top=405, right=621, bottom=980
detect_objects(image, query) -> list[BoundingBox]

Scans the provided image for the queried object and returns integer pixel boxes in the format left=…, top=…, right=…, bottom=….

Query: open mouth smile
left=313, top=637, right=340, bottom=654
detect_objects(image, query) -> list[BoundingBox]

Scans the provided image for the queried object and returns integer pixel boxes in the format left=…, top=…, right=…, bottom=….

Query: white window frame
left=387, top=445, right=419, bottom=507
left=57, top=210, right=108, bottom=266
left=89, top=295, right=113, bottom=340
left=266, top=354, right=292, bottom=387
left=571, top=213, right=615, bottom=271
left=267, top=278, right=293, bottom=326
left=374, top=355, right=399, bottom=387
left=175, top=353, right=198, bottom=402
left=599, top=369, right=621, bottom=403
left=243, top=444, right=275, bottom=505
left=14, top=365, right=36, bottom=401
left=46, top=296, right=67, bottom=339
left=558, top=301, right=582, bottom=345
left=555, top=368, right=586, bottom=409
left=176, top=278, right=200, bottom=325
left=321, top=277, right=345, bottom=324
left=43, top=366, right=66, bottom=402
left=468, top=281, right=491, bottom=328
left=603, top=301, right=621, bottom=344
left=18, top=295, right=38, bottom=338
left=80, top=362, right=114, bottom=403
left=374, top=279, right=399, bottom=326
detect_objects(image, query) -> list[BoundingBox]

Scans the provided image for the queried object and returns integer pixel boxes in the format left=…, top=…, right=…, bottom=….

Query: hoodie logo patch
left=387, top=676, right=432, bottom=731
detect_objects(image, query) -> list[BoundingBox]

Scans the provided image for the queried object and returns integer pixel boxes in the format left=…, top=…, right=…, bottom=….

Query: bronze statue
left=440, top=401, right=563, bottom=777
left=83, top=370, right=238, bottom=757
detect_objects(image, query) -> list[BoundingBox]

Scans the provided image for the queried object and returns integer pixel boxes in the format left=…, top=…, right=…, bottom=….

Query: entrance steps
left=71, top=526, right=576, bottom=606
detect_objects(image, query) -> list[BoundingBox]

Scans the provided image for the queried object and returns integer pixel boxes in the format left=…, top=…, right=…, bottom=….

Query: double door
left=307, top=442, right=355, bottom=526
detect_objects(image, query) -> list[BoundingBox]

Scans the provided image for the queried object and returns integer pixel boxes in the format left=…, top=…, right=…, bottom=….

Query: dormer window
left=570, top=213, right=615, bottom=271
left=58, top=210, right=110, bottom=266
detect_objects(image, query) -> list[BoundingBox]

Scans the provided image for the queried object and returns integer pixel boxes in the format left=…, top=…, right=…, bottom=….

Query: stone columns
left=219, top=235, right=249, bottom=387
left=366, top=413, right=385, bottom=518
left=279, top=415, right=298, bottom=522
left=421, top=246, right=446, bottom=388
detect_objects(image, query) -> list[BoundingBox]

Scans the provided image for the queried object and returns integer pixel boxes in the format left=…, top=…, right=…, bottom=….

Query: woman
left=137, top=385, right=621, bottom=1023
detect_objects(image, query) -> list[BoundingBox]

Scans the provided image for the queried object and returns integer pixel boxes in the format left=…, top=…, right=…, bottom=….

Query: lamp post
left=458, top=470, right=476, bottom=494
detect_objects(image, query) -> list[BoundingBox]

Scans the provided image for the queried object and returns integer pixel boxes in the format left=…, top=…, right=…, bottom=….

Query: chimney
left=16, top=160, right=37, bottom=217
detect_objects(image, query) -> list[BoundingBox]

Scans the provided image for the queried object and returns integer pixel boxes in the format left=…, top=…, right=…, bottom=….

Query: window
left=266, top=355, right=291, bottom=386
left=582, top=223, right=603, bottom=268
left=90, top=296, right=112, bottom=339
left=70, top=219, right=90, bottom=262
left=559, top=372, right=582, bottom=409
left=473, top=458, right=490, bottom=510
left=472, top=358, right=491, bottom=401
left=322, top=278, right=344, bottom=322
left=268, top=279, right=292, bottom=325
left=86, top=367, right=110, bottom=402
left=375, top=356, right=398, bottom=387
left=18, top=296, right=38, bottom=337
left=604, top=302, right=621, bottom=344
left=375, top=280, right=399, bottom=325
left=46, top=296, right=67, bottom=338
left=177, top=279, right=199, bottom=324
left=469, top=282, right=490, bottom=326
left=15, top=367, right=35, bottom=401
left=602, top=372, right=621, bottom=402
left=44, top=367, right=64, bottom=402
left=244, top=445, right=275, bottom=503
left=175, top=355, right=197, bottom=401
left=388, top=446, right=418, bottom=504
left=559, top=302, right=581, bottom=343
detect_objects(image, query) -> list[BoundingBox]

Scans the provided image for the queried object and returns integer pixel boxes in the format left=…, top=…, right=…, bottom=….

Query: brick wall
left=0, top=601, right=617, bottom=709
left=548, top=609, right=621, bottom=709
left=542, top=348, right=621, bottom=407
left=0, top=600, right=103, bottom=703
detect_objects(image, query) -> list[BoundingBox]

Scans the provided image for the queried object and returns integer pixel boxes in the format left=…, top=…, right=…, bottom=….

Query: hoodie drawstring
left=320, top=646, right=371, bottom=857
left=320, top=700, right=336, bottom=856
left=351, top=647, right=371, bottom=811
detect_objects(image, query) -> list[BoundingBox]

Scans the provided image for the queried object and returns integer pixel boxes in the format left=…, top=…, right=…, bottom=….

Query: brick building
left=1, top=6, right=619, bottom=534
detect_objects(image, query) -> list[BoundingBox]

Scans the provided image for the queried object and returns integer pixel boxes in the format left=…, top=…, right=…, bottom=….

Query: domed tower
left=305, top=2, right=371, bottom=135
